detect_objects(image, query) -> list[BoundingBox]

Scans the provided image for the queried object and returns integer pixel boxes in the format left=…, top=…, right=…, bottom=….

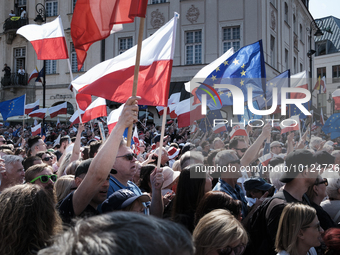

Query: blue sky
left=309, top=0, right=340, bottom=19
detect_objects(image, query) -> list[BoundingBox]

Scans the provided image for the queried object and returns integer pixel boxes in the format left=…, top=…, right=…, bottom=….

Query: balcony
left=3, top=17, right=28, bottom=44
left=1, top=73, right=28, bottom=87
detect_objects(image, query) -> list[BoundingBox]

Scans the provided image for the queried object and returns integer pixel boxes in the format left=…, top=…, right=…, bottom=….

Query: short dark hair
left=23, top=156, right=42, bottom=171
left=60, top=136, right=69, bottom=144
left=229, top=137, right=246, bottom=149
left=71, top=137, right=76, bottom=143
left=89, top=141, right=102, bottom=158
left=28, top=136, right=41, bottom=149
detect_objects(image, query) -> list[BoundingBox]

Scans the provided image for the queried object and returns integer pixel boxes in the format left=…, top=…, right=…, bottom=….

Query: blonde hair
left=172, top=160, right=181, bottom=172
left=54, top=175, right=75, bottom=203
left=275, top=203, right=316, bottom=255
left=193, top=209, right=248, bottom=255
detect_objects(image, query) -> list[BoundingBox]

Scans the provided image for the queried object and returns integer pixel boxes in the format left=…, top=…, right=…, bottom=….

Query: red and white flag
left=48, top=102, right=67, bottom=118
left=212, top=123, right=227, bottom=134
left=107, top=104, right=124, bottom=133
left=314, top=76, right=326, bottom=93
left=27, top=67, right=41, bottom=84
left=31, top=123, right=41, bottom=136
left=290, top=71, right=308, bottom=99
left=280, top=115, right=300, bottom=134
left=69, top=109, right=85, bottom=127
left=311, top=122, right=317, bottom=131
left=82, top=97, right=107, bottom=123
left=259, top=153, right=273, bottom=167
left=17, top=16, right=68, bottom=60
left=71, top=0, right=148, bottom=71
left=332, top=89, right=340, bottom=111
left=72, top=14, right=179, bottom=109
left=175, top=98, right=205, bottom=128
left=156, top=106, right=166, bottom=116
left=133, top=126, right=140, bottom=155
left=229, top=125, right=248, bottom=139
left=56, top=117, right=60, bottom=127
left=190, top=121, right=199, bottom=133
left=25, top=100, right=39, bottom=115
left=29, top=108, right=48, bottom=119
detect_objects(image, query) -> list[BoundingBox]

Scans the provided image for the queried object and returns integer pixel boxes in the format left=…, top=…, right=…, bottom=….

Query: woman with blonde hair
left=275, top=203, right=324, bottom=255
left=0, top=184, right=62, bottom=255
left=193, top=209, right=248, bottom=255
left=54, top=174, right=76, bottom=203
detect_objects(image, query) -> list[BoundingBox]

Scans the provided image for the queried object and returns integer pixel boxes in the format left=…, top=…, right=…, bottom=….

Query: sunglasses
left=316, top=178, right=328, bottom=186
left=229, top=159, right=241, bottom=165
left=30, top=174, right=57, bottom=183
left=218, top=244, right=246, bottom=255
left=235, top=148, right=247, bottom=153
left=116, top=153, right=137, bottom=161
left=43, top=156, right=52, bottom=161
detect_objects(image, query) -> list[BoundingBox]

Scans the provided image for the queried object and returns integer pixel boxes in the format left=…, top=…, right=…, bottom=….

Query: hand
left=150, top=167, right=164, bottom=191
left=117, top=96, right=140, bottom=128
left=78, top=123, right=85, bottom=134
left=253, top=191, right=269, bottom=208
left=147, top=153, right=155, bottom=163
left=261, top=122, right=272, bottom=139
left=287, top=132, right=294, bottom=142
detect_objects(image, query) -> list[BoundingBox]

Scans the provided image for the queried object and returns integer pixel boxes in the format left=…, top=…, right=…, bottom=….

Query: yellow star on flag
left=227, top=92, right=232, bottom=97
left=241, top=64, right=245, bottom=68
left=241, top=70, right=246, bottom=76
left=240, top=80, right=244, bottom=86
left=219, top=91, right=224, bottom=95
left=215, top=66, right=220, bottom=72
left=224, top=60, right=229, bottom=65
left=211, top=75, right=217, bottom=81
left=233, top=59, right=239, bottom=65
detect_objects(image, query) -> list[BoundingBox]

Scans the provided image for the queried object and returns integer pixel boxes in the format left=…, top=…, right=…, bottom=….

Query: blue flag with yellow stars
left=36, top=67, right=44, bottom=83
left=0, top=95, right=25, bottom=121
left=238, top=101, right=262, bottom=123
left=289, top=102, right=310, bottom=119
left=198, top=110, right=224, bottom=132
left=195, top=40, right=266, bottom=110
left=322, top=113, right=340, bottom=136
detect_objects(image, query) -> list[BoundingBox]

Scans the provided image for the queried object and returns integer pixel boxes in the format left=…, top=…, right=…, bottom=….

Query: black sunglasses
left=43, top=156, right=52, bottom=161
left=30, top=174, right=57, bottom=183
left=116, top=153, right=137, bottom=161
left=235, top=148, right=247, bottom=153
left=316, top=178, right=328, bottom=186
left=218, top=244, right=246, bottom=255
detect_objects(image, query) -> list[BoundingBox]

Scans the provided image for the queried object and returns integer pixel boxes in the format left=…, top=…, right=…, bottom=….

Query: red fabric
left=49, top=108, right=67, bottom=118
left=177, top=105, right=204, bottom=128
left=32, top=127, right=41, bottom=136
left=71, top=0, right=148, bottom=71
left=290, top=84, right=308, bottom=99
left=82, top=105, right=107, bottom=123
left=281, top=124, right=299, bottom=134
left=334, top=97, right=340, bottom=111
left=31, top=37, right=68, bottom=60
left=77, top=60, right=173, bottom=107
left=29, top=112, right=46, bottom=119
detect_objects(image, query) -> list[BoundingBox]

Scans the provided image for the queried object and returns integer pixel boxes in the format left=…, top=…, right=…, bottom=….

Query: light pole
left=34, top=3, right=46, bottom=126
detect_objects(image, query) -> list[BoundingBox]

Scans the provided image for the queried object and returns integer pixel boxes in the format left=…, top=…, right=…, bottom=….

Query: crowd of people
left=0, top=96, right=340, bottom=255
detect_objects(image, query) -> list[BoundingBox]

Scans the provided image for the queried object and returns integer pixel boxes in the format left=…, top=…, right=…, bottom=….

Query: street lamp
left=34, top=3, right=46, bottom=126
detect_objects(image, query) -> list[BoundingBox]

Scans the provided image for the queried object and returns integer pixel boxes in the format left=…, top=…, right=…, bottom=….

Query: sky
left=309, top=0, right=340, bottom=19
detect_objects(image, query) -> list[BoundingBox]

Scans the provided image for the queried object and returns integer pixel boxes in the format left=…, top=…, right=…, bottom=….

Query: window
left=46, top=1, right=58, bottom=17
left=72, top=0, right=77, bottom=12
left=284, top=3, right=288, bottom=23
left=151, top=0, right=167, bottom=3
left=118, top=37, right=133, bottom=54
left=45, top=60, right=57, bottom=74
left=18, top=0, right=26, bottom=6
left=223, top=26, right=240, bottom=52
left=185, top=30, right=202, bottom=65
left=293, top=14, right=297, bottom=34
left=316, top=41, right=327, bottom=56
left=300, top=63, right=303, bottom=72
left=294, top=57, right=297, bottom=74
left=71, top=43, right=84, bottom=72
left=299, top=24, right=303, bottom=40
left=285, top=49, right=289, bottom=70
left=270, top=36, right=276, bottom=68
left=14, top=48, right=25, bottom=73
left=317, top=67, right=326, bottom=78
left=333, top=65, right=340, bottom=82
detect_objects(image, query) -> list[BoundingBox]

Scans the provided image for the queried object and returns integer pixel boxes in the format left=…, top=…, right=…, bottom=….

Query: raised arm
left=69, top=124, right=85, bottom=162
left=72, top=96, right=140, bottom=215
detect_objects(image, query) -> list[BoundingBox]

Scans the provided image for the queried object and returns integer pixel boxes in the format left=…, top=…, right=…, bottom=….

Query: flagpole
left=157, top=106, right=167, bottom=170
left=127, top=17, right=145, bottom=147
left=67, top=58, right=83, bottom=124
left=23, top=94, right=26, bottom=132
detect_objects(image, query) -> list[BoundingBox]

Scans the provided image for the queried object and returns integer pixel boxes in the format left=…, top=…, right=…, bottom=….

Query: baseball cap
left=314, top=150, right=335, bottom=165
left=75, top=158, right=93, bottom=178
left=280, top=149, right=317, bottom=183
left=244, top=177, right=273, bottom=191
left=101, top=189, right=150, bottom=213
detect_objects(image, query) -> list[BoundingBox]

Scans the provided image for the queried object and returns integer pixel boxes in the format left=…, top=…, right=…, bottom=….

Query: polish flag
left=280, top=115, right=300, bottom=134
left=69, top=109, right=85, bottom=127
left=229, top=125, right=248, bottom=139
left=311, top=122, right=317, bottom=131
left=56, top=117, right=60, bottom=127
left=332, top=89, right=340, bottom=111
left=71, top=0, right=148, bottom=70
left=290, top=71, right=308, bottom=99
left=48, top=102, right=67, bottom=118
left=17, top=16, right=68, bottom=60
left=175, top=98, right=205, bottom=128
left=73, top=14, right=179, bottom=109
left=107, top=104, right=124, bottom=133
left=25, top=100, right=39, bottom=115
left=133, top=126, right=140, bottom=155
left=191, top=121, right=198, bottom=133
left=82, top=97, right=107, bottom=123
left=27, top=67, right=41, bottom=84
left=156, top=106, right=165, bottom=116
left=29, top=108, right=48, bottom=119
left=259, top=153, right=273, bottom=167
left=212, top=123, right=227, bottom=134
left=168, top=92, right=181, bottom=118
left=31, top=123, right=41, bottom=136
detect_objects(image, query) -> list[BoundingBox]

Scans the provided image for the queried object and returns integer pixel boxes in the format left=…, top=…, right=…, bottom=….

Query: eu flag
left=238, top=101, right=262, bottom=124
left=289, top=102, right=310, bottom=119
left=36, top=67, right=44, bottom=83
left=198, top=110, right=224, bottom=132
left=0, top=95, right=25, bottom=121
left=195, top=40, right=266, bottom=110
left=322, top=113, right=340, bottom=135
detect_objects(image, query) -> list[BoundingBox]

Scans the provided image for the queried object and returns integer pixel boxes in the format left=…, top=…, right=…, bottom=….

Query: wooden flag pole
left=67, top=58, right=83, bottom=124
left=127, top=17, right=145, bottom=147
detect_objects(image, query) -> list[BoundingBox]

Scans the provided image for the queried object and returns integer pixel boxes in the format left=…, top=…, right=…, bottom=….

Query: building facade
left=0, top=0, right=316, bottom=123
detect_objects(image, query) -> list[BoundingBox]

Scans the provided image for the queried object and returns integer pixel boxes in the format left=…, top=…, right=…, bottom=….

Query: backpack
left=244, top=191, right=286, bottom=255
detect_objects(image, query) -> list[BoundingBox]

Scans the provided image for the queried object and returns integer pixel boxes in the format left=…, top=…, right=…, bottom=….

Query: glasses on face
left=30, top=174, right=57, bottom=183
left=218, top=244, right=246, bottom=255
left=235, top=148, right=247, bottom=153
left=229, top=159, right=241, bottom=165
left=315, top=178, right=328, bottom=186
left=303, top=222, right=322, bottom=232
left=43, top=156, right=52, bottom=161
left=116, top=153, right=137, bottom=161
